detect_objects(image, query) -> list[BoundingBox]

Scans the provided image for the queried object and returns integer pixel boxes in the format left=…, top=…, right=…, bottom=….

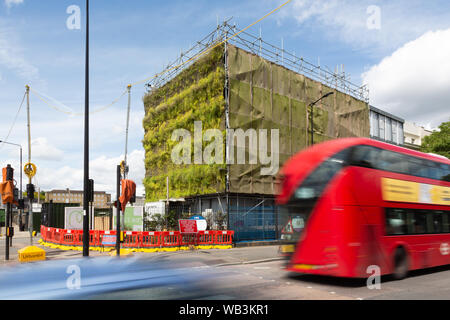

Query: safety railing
left=39, top=226, right=234, bottom=249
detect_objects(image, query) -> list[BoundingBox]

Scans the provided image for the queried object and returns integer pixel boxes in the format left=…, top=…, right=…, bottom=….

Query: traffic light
left=130, top=189, right=136, bottom=204
left=13, top=187, right=19, bottom=203
left=27, top=183, right=35, bottom=200
left=17, top=199, right=25, bottom=210
left=87, top=179, right=94, bottom=202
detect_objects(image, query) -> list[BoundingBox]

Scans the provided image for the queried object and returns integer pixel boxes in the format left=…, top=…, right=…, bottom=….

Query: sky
left=0, top=0, right=449, bottom=199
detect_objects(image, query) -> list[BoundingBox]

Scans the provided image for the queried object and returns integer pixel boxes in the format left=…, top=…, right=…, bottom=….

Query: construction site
left=143, top=22, right=370, bottom=242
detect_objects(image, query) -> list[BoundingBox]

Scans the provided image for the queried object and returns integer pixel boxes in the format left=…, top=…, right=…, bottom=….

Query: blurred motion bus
left=277, top=138, right=450, bottom=279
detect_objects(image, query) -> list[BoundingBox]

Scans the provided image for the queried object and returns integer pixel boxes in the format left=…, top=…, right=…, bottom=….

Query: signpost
left=65, top=207, right=84, bottom=230
left=179, top=219, right=198, bottom=234
left=113, top=206, right=143, bottom=231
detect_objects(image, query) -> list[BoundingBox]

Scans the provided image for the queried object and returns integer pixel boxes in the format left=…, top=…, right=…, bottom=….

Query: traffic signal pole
left=82, top=0, right=90, bottom=257
left=116, top=165, right=121, bottom=257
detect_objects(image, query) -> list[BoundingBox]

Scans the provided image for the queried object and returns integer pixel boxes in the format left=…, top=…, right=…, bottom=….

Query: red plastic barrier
left=99, top=230, right=117, bottom=247
left=215, top=231, right=234, bottom=245
left=53, top=228, right=63, bottom=244
left=162, top=231, right=180, bottom=247
left=123, top=231, right=141, bottom=248
left=180, top=233, right=198, bottom=246
left=89, top=230, right=99, bottom=247
left=40, top=226, right=46, bottom=240
left=62, top=230, right=76, bottom=246
left=141, top=231, right=161, bottom=248
left=40, top=225, right=234, bottom=248
left=197, top=231, right=215, bottom=246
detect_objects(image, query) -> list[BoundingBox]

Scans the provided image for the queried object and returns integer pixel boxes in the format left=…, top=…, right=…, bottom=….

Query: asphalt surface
left=3, top=226, right=450, bottom=300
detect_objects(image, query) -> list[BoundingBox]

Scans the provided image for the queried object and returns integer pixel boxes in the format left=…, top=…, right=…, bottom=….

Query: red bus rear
left=277, top=138, right=450, bottom=279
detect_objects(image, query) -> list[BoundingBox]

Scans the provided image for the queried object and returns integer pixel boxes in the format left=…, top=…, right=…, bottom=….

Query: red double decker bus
left=277, top=138, right=450, bottom=279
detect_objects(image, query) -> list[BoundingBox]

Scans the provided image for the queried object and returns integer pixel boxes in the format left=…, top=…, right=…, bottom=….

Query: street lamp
left=82, top=0, right=90, bottom=257
left=309, top=92, right=334, bottom=146
left=0, top=141, right=23, bottom=233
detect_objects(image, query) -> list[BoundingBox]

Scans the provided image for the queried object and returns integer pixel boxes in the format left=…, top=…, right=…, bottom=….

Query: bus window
left=433, top=212, right=443, bottom=234
left=443, top=212, right=450, bottom=233
left=439, top=164, right=450, bottom=182
left=378, top=150, right=409, bottom=175
left=409, top=157, right=426, bottom=178
left=350, top=145, right=380, bottom=169
left=293, top=149, right=350, bottom=200
left=411, top=211, right=433, bottom=234
left=386, top=208, right=407, bottom=235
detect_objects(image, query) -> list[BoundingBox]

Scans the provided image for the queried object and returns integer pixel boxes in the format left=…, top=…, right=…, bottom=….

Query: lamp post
left=82, top=0, right=90, bottom=257
left=0, top=141, right=23, bottom=236
left=309, top=92, right=334, bottom=146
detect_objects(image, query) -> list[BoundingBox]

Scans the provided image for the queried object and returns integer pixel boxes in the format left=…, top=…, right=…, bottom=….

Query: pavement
left=0, top=225, right=284, bottom=267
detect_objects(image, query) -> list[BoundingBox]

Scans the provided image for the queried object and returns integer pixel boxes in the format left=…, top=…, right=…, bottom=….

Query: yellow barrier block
left=18, top=246, right=46, bottom=263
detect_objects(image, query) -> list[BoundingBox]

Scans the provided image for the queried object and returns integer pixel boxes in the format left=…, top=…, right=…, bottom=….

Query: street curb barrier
left=18, top=246, right=46, bottom=263
left=39, top=226, right=234, bottom=253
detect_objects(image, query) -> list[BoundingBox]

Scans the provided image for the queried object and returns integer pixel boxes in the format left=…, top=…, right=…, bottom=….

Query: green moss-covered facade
left=143, top=44, right=370, bottom=202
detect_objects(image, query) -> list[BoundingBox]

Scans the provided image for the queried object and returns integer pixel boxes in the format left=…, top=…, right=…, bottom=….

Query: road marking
left=307, top=286, right=313, bottom=289
left=254, top=267, right=271, bottom=270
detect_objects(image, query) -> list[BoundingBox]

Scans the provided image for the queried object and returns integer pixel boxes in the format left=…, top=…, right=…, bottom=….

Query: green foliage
left=143, top=45, right=226, bottom=201
left=421, top=121, right=450, bottom=159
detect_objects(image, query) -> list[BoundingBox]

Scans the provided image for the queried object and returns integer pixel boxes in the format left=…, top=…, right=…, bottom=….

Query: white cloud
left=4, top=0, right=23, bottom=8
left=362, top=28, right=450, bottom=128
left=0, top=22, right=39, bottom=81
left=32, top=149, right=145, bottom=199
left=282, top=0, right=450, bottom=54
left=30, top=137, right=64, bottom=161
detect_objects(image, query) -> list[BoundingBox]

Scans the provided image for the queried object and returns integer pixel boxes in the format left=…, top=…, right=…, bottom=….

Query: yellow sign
left=24, top=162, right=37, bottom=179
left=382, top=178, right=450, bottom=206
left=18, top=246, right=46, bottom=263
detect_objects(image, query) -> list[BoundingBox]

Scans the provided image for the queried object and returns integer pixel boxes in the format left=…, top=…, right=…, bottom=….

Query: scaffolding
left=146, top=20, right=369, bottom=103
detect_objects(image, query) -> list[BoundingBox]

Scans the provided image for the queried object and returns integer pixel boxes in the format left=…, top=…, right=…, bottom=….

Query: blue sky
left=1, top=0, right=450, bottom=198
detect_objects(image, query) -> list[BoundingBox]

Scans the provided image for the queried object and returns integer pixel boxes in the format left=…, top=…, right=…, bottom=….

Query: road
left=2, top=230, right=450, bottom=300
left=91, top=250, right=450, bottom=300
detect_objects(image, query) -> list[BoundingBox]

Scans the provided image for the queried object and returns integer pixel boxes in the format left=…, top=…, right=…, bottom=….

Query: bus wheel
left=392, top=247, right=409, bottom=280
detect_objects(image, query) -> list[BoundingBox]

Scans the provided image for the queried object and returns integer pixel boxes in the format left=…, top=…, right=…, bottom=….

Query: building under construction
left=143, top=22, right=370, bottom=242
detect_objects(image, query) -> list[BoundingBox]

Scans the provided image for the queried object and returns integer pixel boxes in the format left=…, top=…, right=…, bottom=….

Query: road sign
left=179, top=219, right=198, bottom=233
left=24, top=163, right=37, bottom=179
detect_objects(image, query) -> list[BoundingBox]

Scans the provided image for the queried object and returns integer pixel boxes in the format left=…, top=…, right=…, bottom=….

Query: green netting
left=226, top=45, right=369, bottom=195
left=143, top=44, right=369, bottom=200
left=143, top=46, right=226, bottom=201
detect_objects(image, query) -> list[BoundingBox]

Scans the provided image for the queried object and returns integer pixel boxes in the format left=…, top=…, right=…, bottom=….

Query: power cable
left=0, top=92, right=26, bottom=150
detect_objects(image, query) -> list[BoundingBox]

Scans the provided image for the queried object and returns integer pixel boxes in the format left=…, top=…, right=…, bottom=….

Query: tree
left=421, top=121, right=450, bottom=159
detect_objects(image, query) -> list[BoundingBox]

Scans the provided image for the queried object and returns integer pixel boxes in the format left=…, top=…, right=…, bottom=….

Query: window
left=377, top=149, right=409, bottom=175
left=350, top=145, right=449, bottom=182
left=386, top=208, right=407, bottom=235
left=398, top=124, right=404, bottom=145
left=371, top=112, right=379, bottom=138
left=386, top=208, right=450, bottom=235
left=392, top=121, right=398, bottom=144
left=294, top=149, right=350, bottom=200
left=350, top=145, right=380, bottom=169
left=386, top=118, right=392, bottom=142
left=379, top=115, right=385, bottom=140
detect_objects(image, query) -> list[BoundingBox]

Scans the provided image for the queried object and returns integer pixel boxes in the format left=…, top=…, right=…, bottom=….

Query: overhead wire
left=131, top=0, right=293, bottom=87
left=0, top=92, right=26, bottom=150
left=23, top=0, right=292, bottom=118
left=29, top=86, right=128, bottom=116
